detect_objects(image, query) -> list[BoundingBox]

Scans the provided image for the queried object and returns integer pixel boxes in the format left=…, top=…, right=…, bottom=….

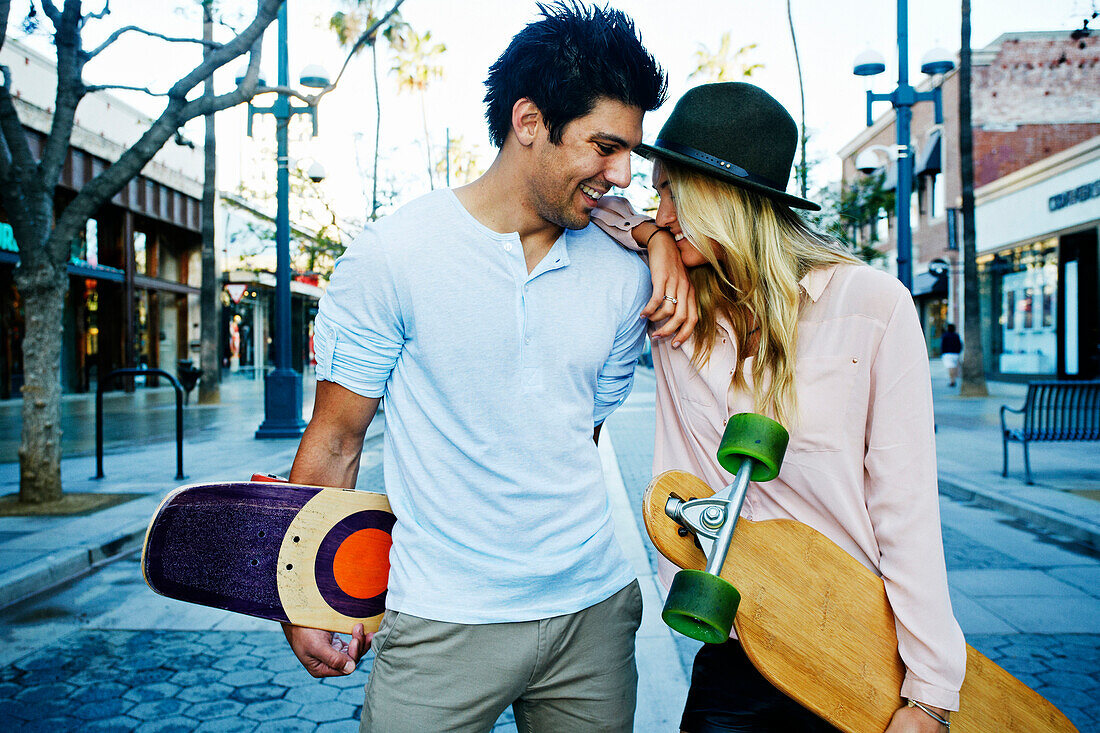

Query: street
left=0, top=368, right=1098, bottom=731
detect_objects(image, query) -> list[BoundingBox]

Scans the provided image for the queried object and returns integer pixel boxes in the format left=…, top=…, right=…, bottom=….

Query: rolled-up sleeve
left=593, top=265, right=652, bottom=424
left=864, top=290, right=967, bottom=710
left=590, top=195, right=652, bottom=253
left=313, top=229, right=405, bottom=398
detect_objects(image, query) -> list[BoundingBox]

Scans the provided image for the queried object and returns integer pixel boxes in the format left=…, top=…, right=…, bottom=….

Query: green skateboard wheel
left=662, top=569, right=741, bottom=644
left=716, top=413, right=789, bottom=481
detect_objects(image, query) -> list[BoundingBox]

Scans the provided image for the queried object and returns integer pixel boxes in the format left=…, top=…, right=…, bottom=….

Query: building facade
left=838, top=31, right=1099, bottom=379
left=975, top=138, right=1099, bottom=380
left=217, top=193, right=328, bottom=381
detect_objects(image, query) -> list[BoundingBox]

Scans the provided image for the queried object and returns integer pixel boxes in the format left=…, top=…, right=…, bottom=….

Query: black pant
left=680, top=641, right=837, bottom=733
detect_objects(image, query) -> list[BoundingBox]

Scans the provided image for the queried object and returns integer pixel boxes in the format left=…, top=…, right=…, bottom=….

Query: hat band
left=654, top=139, right=787, bottom=193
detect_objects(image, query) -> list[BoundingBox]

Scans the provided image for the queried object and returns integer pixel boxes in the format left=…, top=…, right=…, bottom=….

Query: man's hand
left=282, top=623, right=369, bottom=678
left=640, top=227, right=697, bottom=349
left=885, top=702, right=950, bottom=732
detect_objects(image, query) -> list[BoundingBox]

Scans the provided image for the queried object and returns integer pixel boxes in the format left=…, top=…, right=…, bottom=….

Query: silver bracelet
left=907, top=699, right=951, bottom=730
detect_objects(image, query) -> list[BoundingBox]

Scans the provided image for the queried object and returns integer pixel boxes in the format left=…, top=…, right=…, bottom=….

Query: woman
left=593, top=83, right=964, bottom=732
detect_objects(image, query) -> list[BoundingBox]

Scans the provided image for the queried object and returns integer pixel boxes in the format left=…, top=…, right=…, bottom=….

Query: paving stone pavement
left=1, top=365, right=1097, bottom=731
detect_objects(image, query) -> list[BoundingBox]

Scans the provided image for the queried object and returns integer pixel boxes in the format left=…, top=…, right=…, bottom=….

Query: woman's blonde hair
left=662, top=162, right=861, bottom=426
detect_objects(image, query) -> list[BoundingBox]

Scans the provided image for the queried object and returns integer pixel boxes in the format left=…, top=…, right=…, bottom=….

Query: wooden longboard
left=142, top=481, right=394, bottom=634
left=644, top=470, right=1077, bottom=733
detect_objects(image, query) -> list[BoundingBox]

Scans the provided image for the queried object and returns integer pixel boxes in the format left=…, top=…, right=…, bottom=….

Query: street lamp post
left=854, top=0, right=953, bottom=293
left=246, top=1, right=329, bottom=439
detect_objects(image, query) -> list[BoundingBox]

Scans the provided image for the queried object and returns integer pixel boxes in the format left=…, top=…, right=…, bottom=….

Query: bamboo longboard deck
left=644, top=470, right=1077, bottom=733
left=142, top=482, right=394, bottom=634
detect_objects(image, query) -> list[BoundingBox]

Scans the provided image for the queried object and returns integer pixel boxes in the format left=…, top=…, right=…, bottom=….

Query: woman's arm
left=863, top=289, right=967, bottom=721
left=591, top=196, right=697, bottom=348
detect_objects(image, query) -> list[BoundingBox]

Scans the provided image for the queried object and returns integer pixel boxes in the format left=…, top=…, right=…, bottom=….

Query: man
left=283, top=3, right=685, bottom=731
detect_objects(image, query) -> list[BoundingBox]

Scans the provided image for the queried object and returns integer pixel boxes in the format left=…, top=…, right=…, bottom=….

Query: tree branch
left=84, top=83, right=169, bottom=96
left=0, top=65, right=38, bottom=176
left=0, top=0, right=11, bottom=55
left=164, top=0, right=280, bottom=103
left=251, top=85, right=318, bottom=106
left=38, top=0, right=85, bottom=201
left=86, top=24, right=221, bottom=59
left=317, top=0, right=406, bottom=103
left=40, top=0, right=62, bottom=23
left=81, top=0, right=109, bottom=26
left=50, top=0, right=278, bottom=250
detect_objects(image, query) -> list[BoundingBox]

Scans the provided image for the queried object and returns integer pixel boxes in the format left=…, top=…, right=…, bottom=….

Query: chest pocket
left=789, top=356, right=861, bottom=452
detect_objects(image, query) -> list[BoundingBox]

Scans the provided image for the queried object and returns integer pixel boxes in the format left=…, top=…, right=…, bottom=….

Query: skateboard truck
left=664, top=458, right=752, bottom=575
left=660, top=413, right=789, bottom=644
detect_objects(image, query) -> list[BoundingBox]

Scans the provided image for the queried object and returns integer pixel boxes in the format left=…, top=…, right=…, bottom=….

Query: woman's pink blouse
left=592, top=198, right=966, bottom=710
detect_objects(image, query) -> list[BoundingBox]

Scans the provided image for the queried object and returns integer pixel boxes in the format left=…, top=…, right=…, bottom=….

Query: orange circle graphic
left=332, top=528, right=392, bottom=599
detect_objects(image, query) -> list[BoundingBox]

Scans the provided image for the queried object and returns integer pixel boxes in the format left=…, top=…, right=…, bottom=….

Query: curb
left=938, top=474, right=1100, bottom=553
left=0, top=519, right=147, bottom=610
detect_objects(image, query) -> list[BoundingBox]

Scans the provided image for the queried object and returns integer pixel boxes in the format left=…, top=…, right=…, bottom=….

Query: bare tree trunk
left=958, top=0, right=988, bottom=397
left=14, top=223, right=67, bottom=503
left=420, top=91, right=434, bottom=190
left=199, top=0, right=221, bottom=404
left=0, top=0, right=280, bottom=502
left=787, top=0, right=807, bottom=198
left=371, top=40, right=381, bottom=220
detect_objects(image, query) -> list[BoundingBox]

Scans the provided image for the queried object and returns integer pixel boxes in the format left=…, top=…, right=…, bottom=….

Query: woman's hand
left=638, top=225, right=697, bottom=348
left=885, top=702, right=950, bottom=732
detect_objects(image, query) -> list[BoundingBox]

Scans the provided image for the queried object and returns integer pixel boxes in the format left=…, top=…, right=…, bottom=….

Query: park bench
left=1000, top=380, right=1100, bottom=485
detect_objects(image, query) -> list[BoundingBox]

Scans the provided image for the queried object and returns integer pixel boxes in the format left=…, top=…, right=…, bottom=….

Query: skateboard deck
left=645, top=470, right=1077, bottom=733
left=142, top=480, right=394, bottom=634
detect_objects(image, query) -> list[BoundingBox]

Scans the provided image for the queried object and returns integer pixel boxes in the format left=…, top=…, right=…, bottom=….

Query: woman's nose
left=655, top=197, right=676, bottom=228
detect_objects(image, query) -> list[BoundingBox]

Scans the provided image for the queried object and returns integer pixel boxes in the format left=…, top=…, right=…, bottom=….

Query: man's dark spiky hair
left=483, top=1, right=667, bottom=148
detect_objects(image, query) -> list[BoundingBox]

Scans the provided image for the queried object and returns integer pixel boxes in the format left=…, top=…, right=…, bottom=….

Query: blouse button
left=852, top=358, right=859, bottom=364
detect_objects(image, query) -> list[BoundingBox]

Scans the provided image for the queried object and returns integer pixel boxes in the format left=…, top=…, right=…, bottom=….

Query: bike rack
left=95, top=368, right=185, bottom=480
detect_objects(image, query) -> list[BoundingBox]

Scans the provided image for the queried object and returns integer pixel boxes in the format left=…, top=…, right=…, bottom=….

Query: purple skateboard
left=142, top=480, right=395, bottom=633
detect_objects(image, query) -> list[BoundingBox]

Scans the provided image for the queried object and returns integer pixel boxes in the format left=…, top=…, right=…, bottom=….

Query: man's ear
left=510, top=98, right=543, bottom=148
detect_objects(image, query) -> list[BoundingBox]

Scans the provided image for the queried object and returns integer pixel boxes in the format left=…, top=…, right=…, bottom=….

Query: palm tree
left=958, top=0, right=988, bottom=396
left=329, top=1, right=408, bottom=219
left=787, top=0, right=808, bottom=199
left=390, top=29, right=446, bottom=189
left=689, top=31, right=762, bottom=83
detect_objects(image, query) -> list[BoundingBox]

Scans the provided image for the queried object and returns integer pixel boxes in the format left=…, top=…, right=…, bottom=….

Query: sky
left=8, top=0, right=1097, bottom=227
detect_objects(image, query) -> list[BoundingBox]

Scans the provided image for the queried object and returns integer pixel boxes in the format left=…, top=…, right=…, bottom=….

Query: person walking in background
left=941, top=323, right=963, bottom=387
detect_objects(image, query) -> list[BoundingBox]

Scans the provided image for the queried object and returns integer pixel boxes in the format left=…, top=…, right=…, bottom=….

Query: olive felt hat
left=636, top=82, right=820, bottom=211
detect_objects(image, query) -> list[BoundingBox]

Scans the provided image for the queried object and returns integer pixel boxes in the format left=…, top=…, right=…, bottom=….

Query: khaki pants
left=360, top=581, right=642, bottom=733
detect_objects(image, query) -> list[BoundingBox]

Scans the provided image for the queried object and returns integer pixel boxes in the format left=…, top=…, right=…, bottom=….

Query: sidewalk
left=928, top=363, right=1100, bottom=551
left=0, top=377, right=384, bottom=609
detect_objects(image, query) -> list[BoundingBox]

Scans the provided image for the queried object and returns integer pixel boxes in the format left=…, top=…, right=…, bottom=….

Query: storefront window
left=134, top=232, right=147, bottom=275
left=980, top=238, right=1059, bottom=375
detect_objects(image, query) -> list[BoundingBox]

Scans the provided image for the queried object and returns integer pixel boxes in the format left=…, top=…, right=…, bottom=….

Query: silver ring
left=664, top=295, right=678, bottom=305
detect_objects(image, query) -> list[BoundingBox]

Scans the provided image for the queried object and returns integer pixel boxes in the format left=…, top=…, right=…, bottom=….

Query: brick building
left=838, top=31, right=1099, bottom=380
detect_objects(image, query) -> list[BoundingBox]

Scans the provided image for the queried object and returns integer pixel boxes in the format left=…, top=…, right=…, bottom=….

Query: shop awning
left=68, top=259, right=125, bottom=282
left=916, top=129, right=943, bottom=176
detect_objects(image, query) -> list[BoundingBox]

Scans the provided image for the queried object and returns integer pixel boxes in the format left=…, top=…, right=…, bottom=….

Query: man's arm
left=282, top=380, right=381, bottom=678
left=289, top=381, right=380, bottom=489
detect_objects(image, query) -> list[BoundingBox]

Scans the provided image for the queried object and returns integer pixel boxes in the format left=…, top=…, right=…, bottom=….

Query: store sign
left=1048, top=179, right=1100, bottom=212
left=0, top=222, right=16, bottom=253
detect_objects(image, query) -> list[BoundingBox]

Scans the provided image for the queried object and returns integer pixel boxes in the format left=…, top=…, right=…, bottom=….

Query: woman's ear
left=510, top=98, right=543, bottom=148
